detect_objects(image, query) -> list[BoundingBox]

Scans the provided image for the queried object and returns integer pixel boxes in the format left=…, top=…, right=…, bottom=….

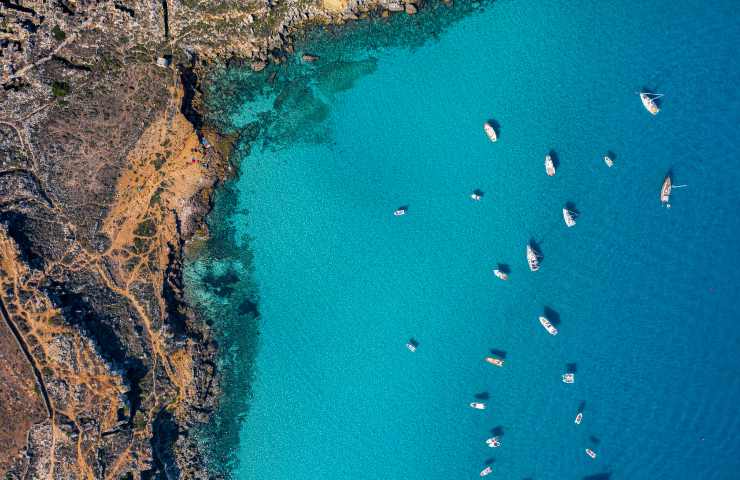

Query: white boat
left=493, top=269, right=508, bottom=281
left=539, top=316, right=558, bottom=335
left=469, top=402, right=486, bottom=410
left=639, top=92, right=662, bottom=115
left=563, top=208, right=576, bottom=227
left=485, top=436, right=501, bottom=448
left=394, top=207, right=407, bottom=216
left=484, top=356, right=504, bottom=367
left=545, top=154, right=556, bottom=176
left=471, top=192, right=482, bottom=201
left=562, top=373, right=575, bottom=384
left=526, top=244, right=540, bottom=272
left=483, top=121, right=498, bottom=142
left=575, top=412, right=583, bottom=424
left=585, top=448, right=597, bottom=459
left=480, top=466, right=493, bottom=477
left=660, top=175, right=672, bottom=206
left=603, top=154, right=614, bottom=167
left=406, top=342, right=416, bottom=352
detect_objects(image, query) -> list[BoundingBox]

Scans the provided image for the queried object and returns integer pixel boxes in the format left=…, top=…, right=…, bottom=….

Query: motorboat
left=526, top=243, right=540, bottom=272
left=575, top=412, right=583, bottom=424
left=563, top=208, right=576, bottom=227
left=562, top=373, right=575, bottom=384
left=483, top=121, right=498, bottom=142
left=480, top=466, right=493, bottom=477
left=603, top=154, right=614, bottom=167
left=485, top=436, right=501, bottom=448
left=639, top=92, right=662, bottom=115
left=484, top=356, right=504, bottom=367
left=539, top=316, right=558, bottom=335
left=471, top=191, right=483, bottom=201
left=470, top=402, right=486, bottom=410
left=406, top=342, right=416, bottom=352
left=585, top=448, right=597, bottom=459
left=493, top=269, right=508, bottom=281
left=394, top=207, right=407, bottom=216
left=545, top=154, right=556, bottom=176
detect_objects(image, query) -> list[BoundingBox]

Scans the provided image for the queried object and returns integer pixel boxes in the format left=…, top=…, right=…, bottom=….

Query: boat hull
left=483, top=122, right=498, bottom=142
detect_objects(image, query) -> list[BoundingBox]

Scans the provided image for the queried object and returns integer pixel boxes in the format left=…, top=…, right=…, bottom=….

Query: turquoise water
left=190, top=1, right=740, bottom=478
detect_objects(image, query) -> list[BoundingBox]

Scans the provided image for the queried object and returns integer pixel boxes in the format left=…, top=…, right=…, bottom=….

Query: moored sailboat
left=575, top=412, right=583, bottom=424
left=484, top=356, right=504, bottom=367
left=585, top=448, right=597, bottom=459
left=563, top=208, right=576, bottom=227
left=493, top=268, right=508, bottom=281
left=469, top=402, right=486, bottom=410
left=639, top=91, right=662, bottom=115
left=660, top=175, right=672, bottom=206
left=483, top=121, right=498, bottom=142
left=480, top=466, right=493, bottom=477
left=526, top=243, right=540, bottom=272
left=545, top=154, right=556, bottom=176
left=603, top=154, right=614, bottom=167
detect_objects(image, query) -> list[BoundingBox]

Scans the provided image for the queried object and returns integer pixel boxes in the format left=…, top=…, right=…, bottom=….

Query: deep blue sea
left=186, top=1, right=740, bottom=478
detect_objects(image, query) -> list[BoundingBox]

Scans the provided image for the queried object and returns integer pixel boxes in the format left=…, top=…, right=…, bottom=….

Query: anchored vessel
left=562, top=373, right=575, bottom=384
left=585, top=448, right=597, bottom=459
left=545, top=154, right=556, bottom=176
left=469, top=402, right=486, bottom=410
left=639, top=92, right=662, bottom=115
left=661, top=175, right=672, bottom=205
left=493, top=268, right=508, bottom=281
left=526, top=243, right=540, bottom=272
left=480, top=466, right=493, bottom=477
left=539, top=316, right=558, bottom=335
left=575, top=412, right=583, bottom=424
left=603, top=154, right=614, bottom=167
left=483, top=121, right=498, bottom=142
left=471, top=191, right=482, bottom=201
left=563, top=208, right=576, bottom=227
left=394, top=206, right=407, bottom=216
left=485, top=437, right=501, bottom=448
left=484, top=356, right=504, bottom=367
left=406, top=342, right=416, bottom=352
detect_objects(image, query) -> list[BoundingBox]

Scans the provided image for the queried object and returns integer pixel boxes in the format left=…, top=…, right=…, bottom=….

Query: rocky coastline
left=0, top=0, right=451, bottom=477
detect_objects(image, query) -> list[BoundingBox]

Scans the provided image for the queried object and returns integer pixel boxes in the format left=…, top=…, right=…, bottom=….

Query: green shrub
left=51, top=25, right=66, bottom=41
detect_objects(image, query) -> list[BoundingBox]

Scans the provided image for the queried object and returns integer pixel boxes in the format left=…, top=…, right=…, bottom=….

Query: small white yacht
left=603, top=154, right=614, bottom=167
left=562, top=373, right=575, bottom=384
left=485, top=436, right=501, bottom=448
left=585, top=448, right=597, bottom=459
left=469, top=402, right=486, bottom=410
left=484, top=356, right=504, bottom=367
left=471, top=191, right=482, bottom=201
left=406, top=342, right=416, bottom=352
left=575, top=412, right=583, bottom=424
left=480, top=466, right=493, bottom=477
left=539, top=316, right=558, bottom=335
left=639, top=92, right=662, bottom=115
left=545, top=154, right=556, bottom=176
left=393, top=207, right=407, bottom=216
left=483, top=121, right=498, bottom=142
left=493, top=269, right=508, bottom=281
left=563, top=208, right=576, bottom=227
left=526, top=243, right=540, bottom=272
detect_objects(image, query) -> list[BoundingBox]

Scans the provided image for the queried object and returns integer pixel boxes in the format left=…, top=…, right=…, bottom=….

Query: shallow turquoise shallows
left=199, top=0, right=740, bottom=478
